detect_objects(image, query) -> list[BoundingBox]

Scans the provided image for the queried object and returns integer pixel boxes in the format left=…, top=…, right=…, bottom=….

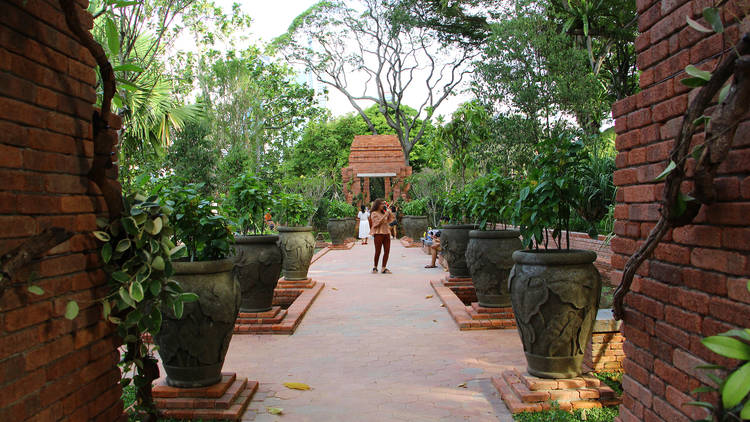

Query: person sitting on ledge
left=424, top=229, right=441, bottom=269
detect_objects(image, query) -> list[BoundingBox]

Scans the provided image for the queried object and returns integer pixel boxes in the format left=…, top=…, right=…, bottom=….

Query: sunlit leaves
left=654, top=160, right=676, bottom=181
left=27, top=285, right=44, bottom=295
left=65, top=301, right=79, bottom=320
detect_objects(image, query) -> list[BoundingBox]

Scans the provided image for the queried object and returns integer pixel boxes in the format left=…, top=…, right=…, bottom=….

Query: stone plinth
left=430, top=278, right=516, bottom=330
left=492, top=368, right=620, bottom=414
left=584, top=309, right=625, bottom=373
left=234, top=280, right=324, bottom=334
left=400, top=237, right=422, bottom=248
left=329, top=241, right=355, bottom=250
left=153, top=373, right=258, bottom=420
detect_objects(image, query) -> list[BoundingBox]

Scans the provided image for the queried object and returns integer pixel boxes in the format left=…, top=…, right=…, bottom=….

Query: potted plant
left=225, top=173, right=282, bottom=313
left=154, top=182, right=240, bottom=388
left=465, top=173, right=522, bottom=308
left=440, top=187, right=478, bottom=279
left=508, top=133, right=603, bottom=379
left=276, top=193, right=317, bottom=281
left=326, top=199, right=357, bottom=245
left=400, top=198, right=429, bottom=241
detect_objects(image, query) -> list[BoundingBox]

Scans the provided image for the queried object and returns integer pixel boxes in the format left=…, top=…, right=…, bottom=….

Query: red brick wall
left=0, top=0, right=123, bottom=420
left=612, top=1, right=750, bottom=421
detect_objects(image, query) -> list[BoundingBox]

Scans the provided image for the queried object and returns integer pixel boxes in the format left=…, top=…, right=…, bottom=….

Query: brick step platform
left=492, top=368, right=620, bottom=414
left=328, top=241, right=355, bottom=250
left=153, top=373, right=258, bottom=420
left=234, top=280, right=325, bottom=334
left=430, top=278, right=516, bottom=330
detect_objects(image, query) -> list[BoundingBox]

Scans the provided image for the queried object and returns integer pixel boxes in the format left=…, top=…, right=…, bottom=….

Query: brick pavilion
left=341, top=134, right=412, bottom=206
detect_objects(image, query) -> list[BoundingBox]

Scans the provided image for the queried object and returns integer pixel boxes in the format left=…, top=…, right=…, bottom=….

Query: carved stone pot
left=277, top=226, right=315, bottom=281
left=440, top=224, right=478, bottom=278
left=232, top=235, right=282, bottom=312
left=509, top=249, right=602, bottom=379
left=401, top=215, right=428, bottom=241
left=154, top=259, right=241, bottom=388
left=327, top=218, right=351, bottom=245
left=466, top=230, right=522, bottom=307
left=345, top=217, right=358, bottom=238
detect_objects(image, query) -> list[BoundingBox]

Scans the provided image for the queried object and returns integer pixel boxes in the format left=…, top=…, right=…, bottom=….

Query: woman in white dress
left=357, top=205, right=371, bottom=245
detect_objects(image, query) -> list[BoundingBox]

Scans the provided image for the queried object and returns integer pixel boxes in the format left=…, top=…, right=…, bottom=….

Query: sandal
left=424, top=265, right=437, bottom=268
left=372, top=267, right=378, bottom=273
left=381, top=268, right=392, bottom=274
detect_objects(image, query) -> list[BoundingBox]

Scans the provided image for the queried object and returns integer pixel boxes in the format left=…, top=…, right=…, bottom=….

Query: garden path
left=223, top=240, right=525, bottom=421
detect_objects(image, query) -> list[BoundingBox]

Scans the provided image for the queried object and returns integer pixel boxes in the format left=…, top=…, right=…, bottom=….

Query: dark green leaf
left=93, top=231, right=110, bottom=242
left=115, top=239, right=131, bottom=253
left=718, top=81, right=731, bottom=103
left=113, top=64, right=143, bottom=72
left=702, top=7, right=723, bottom=33
left=151, top=256, right=165, bottom=271
left=101, top=242, right=112, bottom=263
left=173, top=300, right=184, bottom=319
left=684, top=401, right=715, bottom=410
left=681, top=77, right=708, bottom=88
left=686, top=16, right=713, bottom=33
left=111, top=271, right=130, bottom=283
left=685, top=65, right=711, bottom=81
left=180, top=292, right=199, bottom=303
left=129, top=281, right=144, bottom=302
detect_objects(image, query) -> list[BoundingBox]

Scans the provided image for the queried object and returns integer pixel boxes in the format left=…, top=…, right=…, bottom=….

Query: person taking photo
left=369, top=198, right=395, bottom=274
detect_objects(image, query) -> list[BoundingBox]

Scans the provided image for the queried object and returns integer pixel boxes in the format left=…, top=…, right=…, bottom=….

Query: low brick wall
left=585, top=310, right=625, bottom=373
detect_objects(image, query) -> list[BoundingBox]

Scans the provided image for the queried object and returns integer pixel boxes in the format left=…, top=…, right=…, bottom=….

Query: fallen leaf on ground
left=425, top=295, right=433, bottom=299
left=440, top=304, right=445, bottom=307
left=432, top=320, right=437, bottom=323
left=331, top=287, right=338, bottom=290
left=457, top=383, right=467, bottom=388
left=283, top=382, right=311, bottom=390
left=267, top=407, right=283, bottom=415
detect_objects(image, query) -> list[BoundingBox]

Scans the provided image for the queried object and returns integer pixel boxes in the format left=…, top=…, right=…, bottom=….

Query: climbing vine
left=613, top=5, right=750, bottom=319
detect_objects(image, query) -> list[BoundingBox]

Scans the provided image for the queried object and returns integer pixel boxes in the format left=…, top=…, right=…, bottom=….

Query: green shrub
left=513, top=404, right=618, bottom=421
left=276, top=193, right=316, bottom=227
left=401, top=198, right=428, bottom=216
left=225, top=173, right=273, bottom=235
left=443, top=186, right=471, bottom=223
left=466, top=172, right=516, bottom=230
left=158, top=182, right=234, bottom=261
left=327, top=199, right=356, bottom=219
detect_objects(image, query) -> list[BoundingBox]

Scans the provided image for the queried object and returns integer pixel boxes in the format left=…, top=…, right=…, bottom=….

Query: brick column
left=363, top=178, right=370, bottom=205
left=384, top=177, right=391, bottom=200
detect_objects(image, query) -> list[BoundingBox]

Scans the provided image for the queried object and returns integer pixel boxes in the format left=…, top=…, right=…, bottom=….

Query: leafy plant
left=276, top=193, right=316, bottom=227
left=511, top=131, right=595, bottom=249
left=513, top=401, right=618, bottom=421
left=93, top=192, right=197, bottom=416
left=401, top=198, right=428, bottom=216
left=327, top=199, right=356, bottom=219
left=687, top=281, right=750, bottom=421
left=157, top=182, right=234, bottom=261
left=226, top=173, right=273, bottom=235
left=443, top=186, right=472, bottom=224
left=466, top=172, right=516, bottom=230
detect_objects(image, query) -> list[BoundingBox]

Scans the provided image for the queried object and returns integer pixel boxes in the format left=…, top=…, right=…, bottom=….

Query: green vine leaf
left=685, top=65, right=711, bottom=81
left=702, top=7, right=723, bottom=33
left=722, top=362, right=750, bottom=409
left=105, top=17, right=120, bottom=56
left=65, top=301, right=79, bottom=320
left=702, top=336, right=750, bottom=360
left=654, top=160, right=677, bottom=181
left=27, top=285, right=44, bottom=295
left=718, top=81, right=731, bottom=103
left=93, top=231, right=111, bottom=242
left=101, top=242, right=112, bottom=263
left=686, top=16, right=713, bottom=33
left=129, top=281, right=145, bottom=302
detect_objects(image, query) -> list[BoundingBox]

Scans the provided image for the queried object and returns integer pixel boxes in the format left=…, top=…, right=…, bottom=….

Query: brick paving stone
left=156, top=241, right=524, bottom=421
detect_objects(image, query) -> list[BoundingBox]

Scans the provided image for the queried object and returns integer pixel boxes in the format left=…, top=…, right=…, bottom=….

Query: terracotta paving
left=216, top=241, right=524, bottom=421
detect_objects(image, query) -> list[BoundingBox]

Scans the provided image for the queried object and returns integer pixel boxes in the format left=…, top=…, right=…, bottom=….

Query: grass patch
left=594, top=372, right=623, bottom=395
left=513, top=405, right=619, bottom=421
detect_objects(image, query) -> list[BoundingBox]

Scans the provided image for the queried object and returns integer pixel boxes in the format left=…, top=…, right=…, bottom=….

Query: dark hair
left=390, top=205, right=396, bottom=212
left=360, top=205, right=366, bottom=212
left=372, top=198, right=386, bottom=213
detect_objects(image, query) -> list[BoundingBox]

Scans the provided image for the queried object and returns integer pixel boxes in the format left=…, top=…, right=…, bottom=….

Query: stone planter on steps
left=327, top=218, right=352, bottom=245
left=440, top=224, right=478, bottom=279
left=232, top=235, right=282, bottom=313
left=509, top=249, right=602, bottom=379
left=277, top=226, right=315, bottom=281
left=401, top=215, right=428, bottom=241
left=154, top=259, right=241, bottom=388
left=465, top=229, right=522, bottom=308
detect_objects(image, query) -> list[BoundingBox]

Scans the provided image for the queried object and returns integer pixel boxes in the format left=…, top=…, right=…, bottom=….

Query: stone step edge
left=157, top=380, right=259, bottom=421
left=154, top=378, right=248, bottom=410
left=493, top=375, right=619, bottom=414
left=152, top=373, right=236, bottom=399
left=430, top=280, right=516, bottom=331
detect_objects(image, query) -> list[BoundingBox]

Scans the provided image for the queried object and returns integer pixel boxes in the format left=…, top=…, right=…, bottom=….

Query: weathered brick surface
left=0, top=1, right=123, bottom=420
left=613, top=2, right=750, bottom=420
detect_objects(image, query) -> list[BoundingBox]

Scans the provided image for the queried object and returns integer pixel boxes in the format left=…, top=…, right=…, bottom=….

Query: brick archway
left=341, top=135, right=412, bottom=206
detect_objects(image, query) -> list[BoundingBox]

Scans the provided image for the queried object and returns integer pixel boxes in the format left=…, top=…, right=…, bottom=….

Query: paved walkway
left=225, top=240, right=525, bottom=422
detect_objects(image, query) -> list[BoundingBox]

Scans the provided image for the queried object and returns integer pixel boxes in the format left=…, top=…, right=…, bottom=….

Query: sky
left=181, top=0, right=472, bottom=118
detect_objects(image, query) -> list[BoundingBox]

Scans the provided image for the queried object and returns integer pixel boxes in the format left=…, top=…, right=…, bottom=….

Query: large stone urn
left=345, top=216, right=358, bottom=239
left=509, top=249, right=602, bottom=379
left=465, top=230, right=522, bottom=307
left=401, top=215, right=428, bottom=241
left=232, top=235, right=282, bottom=312
left=327, top=218, right=352, bottom=245
left=154, top=259, right=241, bottom=388
left=440, top=224, right=477, bottom=278
left=277, top=226, right=315, bottom=280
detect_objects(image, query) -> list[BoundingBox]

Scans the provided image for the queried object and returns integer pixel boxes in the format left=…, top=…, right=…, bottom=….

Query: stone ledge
left=234, top=281, right=325, bottom=335
left=399, top=237, right=422, bottom=248
left=328, top=241, right=355, bottom=250
left=492, top=368, right=620, bottom=414
left=153, top=373, right=258, bottom=420
left=430, top=278, right=516, bottom=330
